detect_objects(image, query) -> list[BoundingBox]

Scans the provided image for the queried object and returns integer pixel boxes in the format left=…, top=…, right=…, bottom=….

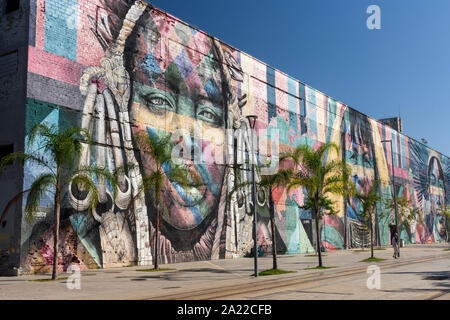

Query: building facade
left=0, top=0, right=448, bottom=275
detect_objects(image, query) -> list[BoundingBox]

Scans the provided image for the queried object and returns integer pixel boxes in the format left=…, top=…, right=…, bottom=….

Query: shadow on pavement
left=383, top=270, right=450, bottom=281
left=381, top=270, right=450, bottom=295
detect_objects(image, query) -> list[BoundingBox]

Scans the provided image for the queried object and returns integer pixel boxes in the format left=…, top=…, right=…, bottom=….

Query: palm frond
left=145, top=171, right=165, bottom=203
left=53, top=128, right=90, bottom=167
left=119, top=172, right=158, bottom=229
left=323, top=182, right=346, bottom=196
left=120, top=171, right=168, bottom=231
left=0, top=189, right=31, bottom=225
left=227, top=180, right=252, bottom=207
left=287, top=177, right=314, bottom=192
left=0, top=151, right=54, bottom=174
left=166, top=164, right=191, bottom=189
left=316, top=141, right=339, bottom=159
left=24, top=173, right=56, bottom=223
left=279, top=144, right=310, bottom=167
left=62, top=126, right=92, bottom=145
left=112, top=162, right=138, bottom=178
left=323, top=159, right=344, bottom=175
left=70, top=174, right=100, bottom=215
left=73, top=164, right=118, bottom=196
left=27, top=123, right=57, bottom=149
left=323, top=175, right=347, bottom=193
left=355, top=180, right=381, bottom=221
left=260, top=169, right=293, bottom=189
left=28, top=124, right=92, bottom=169
left=134, top=130, right=173, bottom=166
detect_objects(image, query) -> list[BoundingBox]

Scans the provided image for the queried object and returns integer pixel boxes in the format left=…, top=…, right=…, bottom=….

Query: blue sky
left=148, top=0, right=450, bottom=156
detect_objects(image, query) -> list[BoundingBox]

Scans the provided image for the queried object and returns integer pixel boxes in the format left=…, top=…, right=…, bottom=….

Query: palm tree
left=442, top=205, right=450, bottom=219
left=285, top=142, right=353, bottom=268
left=128, top=130, right=194, bottom=270
left=228, top=165, right=293, bottom=271
left=441, top=205, right=450, bottom=242
left=0, top=123, right=116, bottom=279
left=384, top=195, right=422, bottom=243
left=355, top=180, right=381, bottom=259
left=259, top=170, right=293, bottom=270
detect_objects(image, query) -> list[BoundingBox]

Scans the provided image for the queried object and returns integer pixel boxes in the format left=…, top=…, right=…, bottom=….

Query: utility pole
left=247, top=115, right=258, bottom=277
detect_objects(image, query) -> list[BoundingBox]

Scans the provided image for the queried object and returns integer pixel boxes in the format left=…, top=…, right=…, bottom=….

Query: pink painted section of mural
left=28, top=45, right=85, bottom=86
left=75, top=1, right=106, bottom=66
left=34, top=0, right=46, bottom=50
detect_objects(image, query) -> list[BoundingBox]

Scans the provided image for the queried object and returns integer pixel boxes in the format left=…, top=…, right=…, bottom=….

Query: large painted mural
left=20, top=0, right=449, bottom=273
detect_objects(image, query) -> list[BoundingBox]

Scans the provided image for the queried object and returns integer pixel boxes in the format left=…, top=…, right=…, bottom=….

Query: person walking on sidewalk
left=391, top=226, right=400, bottom=259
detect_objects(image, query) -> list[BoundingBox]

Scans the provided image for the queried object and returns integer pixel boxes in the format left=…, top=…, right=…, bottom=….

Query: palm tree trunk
left=52, top=168, right=61, bottom=280
left=315, top=215, right=322, bottom=267
left=314, top=198, right=322, bottom=267
left=370, top=214, right=374, bottom=259
left=343, top=197, right=348, bottom=249
left=269, top=195, right=277, bottom=270
left=154, top=203, right=160, bottom=270
left=445, top=212, right=449, bottom=243
left=374, top=209, right=380, bottom=247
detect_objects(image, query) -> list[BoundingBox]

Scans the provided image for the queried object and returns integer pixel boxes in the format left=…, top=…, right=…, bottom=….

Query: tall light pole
left=247, top=115, right=258, bottom=277
left=382, top=140, right=398, bottom=232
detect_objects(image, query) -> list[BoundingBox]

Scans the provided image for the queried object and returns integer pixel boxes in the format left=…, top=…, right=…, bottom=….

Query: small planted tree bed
left=136, top=268, right=176, bottom=272
left=30, top=277, right=69, bottom=282
left=303, top=266, right=338, bottom=270
left=360, top=257, right=386, bottom=263
left=305, top=254, right=327, bottom=257
left=257, top=269, right=297, bottom=276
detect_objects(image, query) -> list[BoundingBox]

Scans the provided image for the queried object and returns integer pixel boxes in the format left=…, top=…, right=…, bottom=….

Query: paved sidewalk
left=0, top=244, right=449, bottom=300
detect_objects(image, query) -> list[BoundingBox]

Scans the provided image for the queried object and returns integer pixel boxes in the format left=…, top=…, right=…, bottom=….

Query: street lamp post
left=247, top=115, right=258, bottom=278
left=381, top=140, right=399, bottom=233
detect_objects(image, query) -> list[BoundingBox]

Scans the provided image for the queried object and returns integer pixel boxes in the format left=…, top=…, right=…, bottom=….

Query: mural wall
left=21, top=0, right=449, bottom=273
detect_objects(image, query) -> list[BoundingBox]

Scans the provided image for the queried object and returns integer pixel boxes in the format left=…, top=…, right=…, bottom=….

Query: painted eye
left=142, top=93, right=175, bottom=115
left=148, top=96, right=171, bottom=108
left=198, top=109, right=221, bottom=125
left=199, top=110, right=216, bottom=120
left=150, top=97, right=166, bottom=105
left=197, top=98, right=223, bottom=126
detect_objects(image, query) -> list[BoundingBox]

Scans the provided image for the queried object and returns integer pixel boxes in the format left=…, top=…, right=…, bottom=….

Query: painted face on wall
left=409, top=142, right=448, bottom=242
left=344, top=112, right=376, bottom=220
left=129, top=13, right=227, bottom=232
left=427, top=157, right=446, bottom=238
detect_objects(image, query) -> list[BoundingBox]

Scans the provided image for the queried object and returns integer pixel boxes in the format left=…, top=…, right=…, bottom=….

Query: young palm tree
left=259, top=170, right=293, bottom=270
left=441, top=205, right=450, bottom=242
left=0, top=123, right=116, bottom=280
left=355, top=180, right=381, bottom=259
left=384, top=195, right=422, bottom=242
left=441, top=205, right=450, bottom=219
left=128, top=130, right=194, bottom=270
left=285, top=142, right=353, bottom=268
left=228, top=166, right=293, bottom=271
